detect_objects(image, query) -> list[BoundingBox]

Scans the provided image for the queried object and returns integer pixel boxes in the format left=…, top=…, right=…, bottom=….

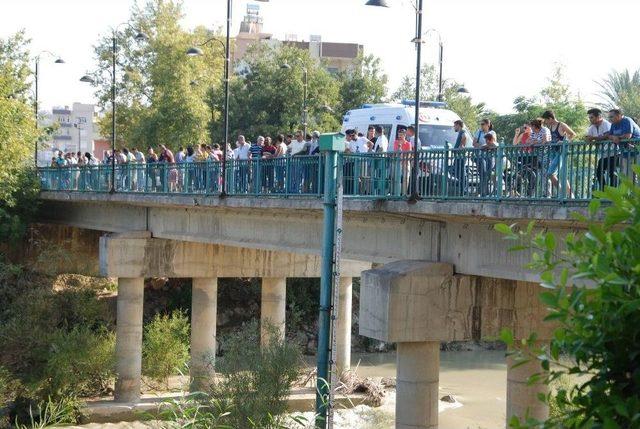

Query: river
left=350, top=350, right=507, bottom=429
left=69, top=350, right=507, bottom=429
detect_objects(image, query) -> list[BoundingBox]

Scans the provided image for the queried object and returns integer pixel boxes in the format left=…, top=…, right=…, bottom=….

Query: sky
left=2, top=0, right=640, bottom=114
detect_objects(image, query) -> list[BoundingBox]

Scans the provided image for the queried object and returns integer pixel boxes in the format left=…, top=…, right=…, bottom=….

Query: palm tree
left=596, top=69, right=640, bottom=122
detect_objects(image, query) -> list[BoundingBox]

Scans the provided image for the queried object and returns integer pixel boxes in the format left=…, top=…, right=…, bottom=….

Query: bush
left=142, top=311, right=190, bottom=385
left=497, top=169, right=640, bottom=428
left=44, top=327, right=115, bottom=397
left=212, top=320, right=302, bottom=428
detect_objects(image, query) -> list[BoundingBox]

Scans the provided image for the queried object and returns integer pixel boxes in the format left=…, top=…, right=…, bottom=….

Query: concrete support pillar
left=115, top=277, right=144, bottom=403
left=261, top=277, right=286, bottom=346
left=396, top=341, right=440, bottom=429
left=507, top=350, right=549, bottom=423
left=190, top=278, right=218, bottom=392
left=336, top=277, right=353, bottom=373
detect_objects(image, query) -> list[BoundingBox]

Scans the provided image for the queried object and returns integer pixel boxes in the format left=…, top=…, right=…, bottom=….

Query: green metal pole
left=315, top=147, right=338, bottom=427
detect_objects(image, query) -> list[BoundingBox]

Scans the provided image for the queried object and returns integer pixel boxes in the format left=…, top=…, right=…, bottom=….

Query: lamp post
left=280, top=59, right=308, bottom=136
left=416, top=29, right=444, bottom=101
left=34, top=52, right=65, bottom=167
left=80, top=24, right=148, bottom=193
left=189, top=0, right=270, bottom=197
left=367, top=0, right=422, bottom=202
left=186, top=37, right=229, bottom=189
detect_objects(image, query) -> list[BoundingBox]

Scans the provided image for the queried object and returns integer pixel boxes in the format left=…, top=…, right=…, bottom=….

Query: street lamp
left=80, top=24, right=148, bottom=193
left=34, top=51, right=65, bottom=167
left=367, top=0, right=423, bottom=202
left=413, top=28, right=444, bottom=101
left=280, top=60, right=308, bottom=136
left=192, top=0, right=270, bottom=197
left=187, top=36, right=226, bottom=195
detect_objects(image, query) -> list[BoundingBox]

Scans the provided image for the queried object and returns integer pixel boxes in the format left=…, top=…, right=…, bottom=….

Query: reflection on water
left=353, top=350, right=507, bottom=378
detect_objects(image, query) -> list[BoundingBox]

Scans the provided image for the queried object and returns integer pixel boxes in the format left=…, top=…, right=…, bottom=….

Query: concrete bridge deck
left=39, top=190, right=590, bottom=283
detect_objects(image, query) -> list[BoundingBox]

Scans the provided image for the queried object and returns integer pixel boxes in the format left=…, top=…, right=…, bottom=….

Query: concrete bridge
left=36, top=189, right=589, bottom=428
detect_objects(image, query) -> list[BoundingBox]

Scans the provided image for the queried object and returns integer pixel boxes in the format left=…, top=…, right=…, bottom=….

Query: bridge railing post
left=495, top=143, right=504, bottom=200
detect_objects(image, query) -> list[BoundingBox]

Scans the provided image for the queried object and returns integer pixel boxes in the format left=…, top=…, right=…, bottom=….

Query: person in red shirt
left=392, top=128, right=413, bottom=195
left=393, top=128, right=413, bottom=152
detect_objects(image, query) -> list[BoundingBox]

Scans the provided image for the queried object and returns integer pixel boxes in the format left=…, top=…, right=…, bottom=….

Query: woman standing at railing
left=542, top=110, right=576, bottom=198
left=274, top=134, right=287, bottom=192
left=452, top=120, right=471, bottom=196
left=473, top=119, right=497, bottom=197
left=526, top=119, right=551, bottom=197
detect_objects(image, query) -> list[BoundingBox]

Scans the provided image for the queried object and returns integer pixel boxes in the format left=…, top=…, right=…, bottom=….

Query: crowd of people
left=44, top=107, right=640, bottom=198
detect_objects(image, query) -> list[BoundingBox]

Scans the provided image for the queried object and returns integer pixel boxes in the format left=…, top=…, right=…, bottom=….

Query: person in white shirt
left=585, top=108, right=611, bottom=142
left=373, top=126, right=389, bottom=153
left=288, top=130, right=307, bottom=156
left=585, top=108, right=615, bottom=190
left=132, top=148, right=146, bottom=191
left=286, top=131, right=307, bottom=193
left=233, top=135, right=250, bottom=192
left=233, top=135, right=250, bottom=160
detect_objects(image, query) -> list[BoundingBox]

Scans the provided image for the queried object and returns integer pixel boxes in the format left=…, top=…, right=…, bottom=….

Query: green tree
left=215, top=44, right=341, bottom=139
left=391, top=65, right=438, bottom=102
left=488, top=65, right=587, bottom=142
left=597, top=68, right=640, bottom=123
left=89, top=0, right=223, bottom=149
left=0, top=31, right=42, bottom=241
left=497, top=171, right=640, bottom=428
left=336, top=53, right=388, bottom=115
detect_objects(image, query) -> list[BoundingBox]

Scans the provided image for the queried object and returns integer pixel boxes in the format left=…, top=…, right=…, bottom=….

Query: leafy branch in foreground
left=496, top=166, right=640, bottom=429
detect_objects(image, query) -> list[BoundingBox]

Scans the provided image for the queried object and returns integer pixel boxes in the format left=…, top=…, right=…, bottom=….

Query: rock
left=440, top=394, right=457, bottom=403
left=381, top=377, right=396, bottom=388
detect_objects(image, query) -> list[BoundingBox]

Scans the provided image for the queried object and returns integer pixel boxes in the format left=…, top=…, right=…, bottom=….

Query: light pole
left=281, top=59, right=308, bottom=136
left=367, top=0, right=422, bottom=202
left=80, top=24, right=148, bottom=193
left=34, top=52, right=65, bottom=167
left=189, top=0, right=271, bottom=197
left=186, top=37, right=226, bottom=167
left=415, top=29, right=444, bottom=101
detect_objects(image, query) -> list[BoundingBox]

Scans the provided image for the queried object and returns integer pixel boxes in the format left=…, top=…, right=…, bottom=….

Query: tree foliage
left=390, top=65, right=439, bottom=102
left=214, top=43, right=341, bottom=140
left=89, top=0, right=223, bottom=149
left=336, top=53, right=388, bottom=116
left=0, top=31, right=42, bottom=241
left=597, top=69, right=640, bottom=123
left=488, top=65, right=588, bottom=142
left=497, top=169, right=640, bottom=428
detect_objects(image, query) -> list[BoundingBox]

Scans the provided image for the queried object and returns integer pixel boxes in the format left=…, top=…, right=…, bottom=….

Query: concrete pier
left=115, top=277, right=144, bottom=403
left=396, top=341, right=440, bottom=429
left=336, top=277, right=353, bottom=373
left=261, top=277, right=287, bottom=345
left=507, top=350, right=549, bottom=423
left=190, top=277, right=218, bottom=391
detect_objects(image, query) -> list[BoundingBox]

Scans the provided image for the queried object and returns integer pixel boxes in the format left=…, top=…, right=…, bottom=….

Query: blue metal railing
left=38, top=140, right=640, bottom=202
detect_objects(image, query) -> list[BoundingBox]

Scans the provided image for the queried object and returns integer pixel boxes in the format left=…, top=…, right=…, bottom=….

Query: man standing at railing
left=233, top=135, right=250, bottom=194
left=288, top=130, right=307, bottom=193
left=605, top=109, right=640, bottom=184
left=250, top=136, right=264, bottom=194
left=452, top=120, right=471, bottom=196
left=132, top=148, right=146, bottom=192
left=584, top=108, right=613, bottom=189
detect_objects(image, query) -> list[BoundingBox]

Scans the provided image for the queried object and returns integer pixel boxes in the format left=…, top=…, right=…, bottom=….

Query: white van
left=340, top=100, right=462, bottom=149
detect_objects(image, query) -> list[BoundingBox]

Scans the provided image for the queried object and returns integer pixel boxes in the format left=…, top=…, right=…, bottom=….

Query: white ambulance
left=340, top=100, right=462, bottom=149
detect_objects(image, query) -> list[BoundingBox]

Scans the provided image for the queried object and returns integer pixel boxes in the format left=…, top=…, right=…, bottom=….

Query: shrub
left=44, top=327, right=115, bottom=397
left=142, top=311, right=190, bottom=385
left=212, top=320, right=302, bottom=428
left=497, top=169, right=640, bottom=428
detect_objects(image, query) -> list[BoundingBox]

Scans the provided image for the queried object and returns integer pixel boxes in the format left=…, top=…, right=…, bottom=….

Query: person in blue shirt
left=605, top=109, right=640, bottom=182
left=606, top=109, right=640, bottom=142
